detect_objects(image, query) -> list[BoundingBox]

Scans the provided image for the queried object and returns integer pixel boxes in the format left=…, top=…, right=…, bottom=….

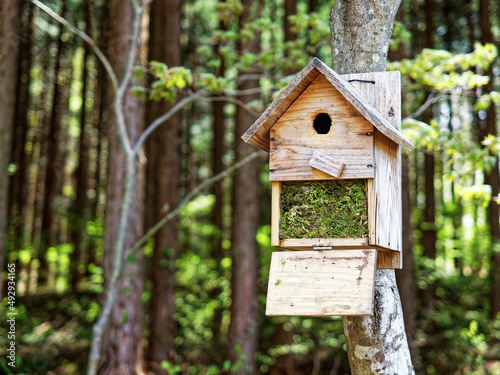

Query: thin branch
left=407, top=90, right=449, bottom=120
left=202, top=96, right=260, bottom=118
left=125, top=150, right=266, bottom=261
left=87, top=159, right=136, bottom=375
left=133, top=90, right=207, bottom=154
left=32, top=0, right=119, bottom=91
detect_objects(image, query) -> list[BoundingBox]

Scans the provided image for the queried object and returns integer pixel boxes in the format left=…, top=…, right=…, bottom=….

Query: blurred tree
left=146, top=0, right=183, bottom=369
left=99, top=0, right=148, bottom=372
left=71, top=0, right=92, bottom=292
left=38, top=1, right=69, bottom=286
left=228, top=0, right=262, bottom=373
left=0, top=0, right=21, bottom=300
left=478, top=0, right=500, bottom=320
left=8, top=0, right=33, bottom=257
left=390, top=4, right=417, bottom=357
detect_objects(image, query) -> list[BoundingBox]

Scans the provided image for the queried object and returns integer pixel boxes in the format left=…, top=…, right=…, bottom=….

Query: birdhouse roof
left=242, top=57, right=414, bottom=152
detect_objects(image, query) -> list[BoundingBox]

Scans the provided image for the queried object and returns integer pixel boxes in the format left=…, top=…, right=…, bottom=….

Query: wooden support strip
left=271, top=182, right=281, bottom=247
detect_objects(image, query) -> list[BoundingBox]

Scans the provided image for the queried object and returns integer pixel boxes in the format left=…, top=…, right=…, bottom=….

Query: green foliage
left=392, top=43, right=497, bottom=91
left=280, top=180, right=368, bottom=239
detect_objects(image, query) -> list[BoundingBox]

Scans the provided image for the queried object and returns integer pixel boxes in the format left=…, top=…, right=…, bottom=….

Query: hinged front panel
left=266, top=250, right=377, bottom=316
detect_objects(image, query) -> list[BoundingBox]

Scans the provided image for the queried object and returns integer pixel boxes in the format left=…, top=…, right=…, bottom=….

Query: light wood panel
left=343, top=71, right=403, bottom=268
left=266, top=250, right=377, bottom=316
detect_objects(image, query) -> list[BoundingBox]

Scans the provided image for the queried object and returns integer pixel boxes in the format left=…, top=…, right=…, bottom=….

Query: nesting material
left=280, top=180, right=368, bottom=239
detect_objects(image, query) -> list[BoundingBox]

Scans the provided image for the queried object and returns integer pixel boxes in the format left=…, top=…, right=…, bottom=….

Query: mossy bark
left=280, top=180, right=368, bottom=239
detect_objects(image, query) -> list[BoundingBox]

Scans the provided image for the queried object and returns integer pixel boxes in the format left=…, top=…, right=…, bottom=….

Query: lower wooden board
left=266, top=249, right=377, bottom=316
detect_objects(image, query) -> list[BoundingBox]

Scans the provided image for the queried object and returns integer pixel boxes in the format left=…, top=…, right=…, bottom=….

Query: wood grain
left=280, top=237, right=369, bottom=249
left=308, top=150, right=345, bottom=178
left=344, top=71, right=403, bottom=268
left=271, top=181, right=281, bottom=247
left=266, top=249, right=377, bottom=316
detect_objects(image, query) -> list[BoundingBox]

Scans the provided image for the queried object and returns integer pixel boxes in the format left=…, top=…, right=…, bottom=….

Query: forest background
left=1, top=0, right=500, bottom=374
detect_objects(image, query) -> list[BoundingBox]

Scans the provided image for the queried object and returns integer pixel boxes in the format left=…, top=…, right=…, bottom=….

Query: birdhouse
left=242, top=58, right=414, bottom=316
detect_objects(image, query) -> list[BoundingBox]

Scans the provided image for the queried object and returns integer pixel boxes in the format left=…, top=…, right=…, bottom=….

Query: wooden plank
left=343, top=72, right=403, bottom=268
left=308, top=150, right=345, bottom=178
left=266, top=250, right=377, bottom=316
left=280, top=237, right=369, bottom=249
left=270, top=145, right=374, bottom=181
left=271, top=182, right=281, bottom=247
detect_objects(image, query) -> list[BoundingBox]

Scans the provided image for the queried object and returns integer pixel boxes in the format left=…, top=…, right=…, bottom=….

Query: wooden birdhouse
left=242, top=58, right=414, bottom=316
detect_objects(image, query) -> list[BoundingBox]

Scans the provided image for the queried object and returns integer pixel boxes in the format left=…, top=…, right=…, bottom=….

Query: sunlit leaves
left=391, top=43, right=498, bottom=91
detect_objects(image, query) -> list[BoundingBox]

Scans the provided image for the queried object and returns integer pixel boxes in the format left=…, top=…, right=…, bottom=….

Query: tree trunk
left=210, top=10, right=227, bottom=361
left=389, top=5, right=417, bottom=357
left=9, top=0, right=33, bottom=254
left=227, top=1, right=261, bottom=373
left=420, top=0, right=437, bottom=309
left=99, top=1, right=148, bottom=373
left=38, top=1, right=69, bottom=286
left=396, top=154, right=417, bottom=357
left=478, top=0, right=500, bottom=320
left=0, top=0, right=21, bottom=300
left=146, top=0, right=182, bottom=369
left=330, top=1, right=415, bottom=373
left=71, top=0, right=91, bottom=292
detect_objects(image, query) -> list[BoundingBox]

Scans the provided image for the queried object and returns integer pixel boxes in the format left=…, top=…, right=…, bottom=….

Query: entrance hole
left=313, top=113, right=332, bottom=134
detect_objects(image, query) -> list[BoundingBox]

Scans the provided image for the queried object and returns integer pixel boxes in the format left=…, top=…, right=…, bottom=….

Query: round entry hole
left=313, top=113, right=332, bottom=134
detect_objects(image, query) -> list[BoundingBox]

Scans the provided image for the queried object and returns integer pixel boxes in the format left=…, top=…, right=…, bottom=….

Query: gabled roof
left=242, top=57, right=414, bottom=152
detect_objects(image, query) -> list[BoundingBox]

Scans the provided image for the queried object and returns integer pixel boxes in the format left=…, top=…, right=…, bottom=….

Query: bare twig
left=407, top=90, right=449, bottom=120
left=133, top=90, right=207, bottom=154
left=202, top=96, right=260, bottom=118
left=32, top=0, right=119, bottom=92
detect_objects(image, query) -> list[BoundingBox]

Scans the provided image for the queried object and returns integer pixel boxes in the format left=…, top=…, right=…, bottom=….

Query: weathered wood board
left=308, top=150, right=345, bottom=178
left=266, top=249, right=377, bottom=316
left=344, top=71, right=403, bottom=267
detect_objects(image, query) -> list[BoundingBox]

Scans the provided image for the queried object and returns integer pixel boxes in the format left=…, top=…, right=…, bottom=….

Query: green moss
left=280, top=180, right=368, bottom=239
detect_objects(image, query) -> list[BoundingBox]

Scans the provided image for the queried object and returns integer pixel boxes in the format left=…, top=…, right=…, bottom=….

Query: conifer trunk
left=330, top=1, right=415, bottom=373
left=146, top=0, right=182, bottom=368
left=99, top=0, right=148, bottom=372
left=0, top=0, right=21, bottom=300
left=228, top=0, right=262, bottom=372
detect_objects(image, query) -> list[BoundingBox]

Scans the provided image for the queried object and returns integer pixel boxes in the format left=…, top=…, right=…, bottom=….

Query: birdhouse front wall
left=269, top=74, right=375, bottom=182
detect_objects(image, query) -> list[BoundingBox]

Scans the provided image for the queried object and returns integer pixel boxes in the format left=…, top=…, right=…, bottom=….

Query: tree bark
left=99, top=1, right=148, bottom=373
left=478, top=0, right=500, bottom=320
left=71, top=0, right=91, bottom=292
left=0, top=0, right=21, bottom=300
left=420, top=0, right=437, bottom=309
left=389, top=5, right=417, bottom=357
left=330, top=1, right=400, bottom=74
left=146, top=0, right=182, bottom=369
left=8, top=0, right=33, bottom=254
left=330, top=1, right=415, bottom=373
left=227, top=1, right=261, bottom=373
left=38, top=1, right=69, bottom=286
